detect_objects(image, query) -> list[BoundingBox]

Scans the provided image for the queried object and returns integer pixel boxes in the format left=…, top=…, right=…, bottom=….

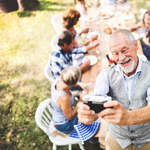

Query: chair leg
left=78, top=142, right=85, bottom=150
left=53, top=144, right=57, bottom=150
left=68, top=144, right=72, bottom=150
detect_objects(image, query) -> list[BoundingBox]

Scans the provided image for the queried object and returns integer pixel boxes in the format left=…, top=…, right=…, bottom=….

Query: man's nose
left=119, top=53, right=126, bottom=61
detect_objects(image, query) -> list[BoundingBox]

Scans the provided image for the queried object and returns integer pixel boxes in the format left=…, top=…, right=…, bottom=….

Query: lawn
left=0, top=0, right=150, bottom=150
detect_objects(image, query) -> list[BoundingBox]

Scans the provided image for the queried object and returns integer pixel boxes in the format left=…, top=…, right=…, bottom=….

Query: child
left=75, top=0, right=87, bottom=18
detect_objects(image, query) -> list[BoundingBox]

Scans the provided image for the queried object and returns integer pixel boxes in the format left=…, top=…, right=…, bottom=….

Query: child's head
left=63, top=9, right=81, bottom=29
left=60, top=66, right=81, bottom=86
left=75, top=0, right=85, bottom=4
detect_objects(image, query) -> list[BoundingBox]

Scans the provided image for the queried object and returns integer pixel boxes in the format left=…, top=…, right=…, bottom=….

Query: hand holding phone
left=82, top=95, right=112, bottom=113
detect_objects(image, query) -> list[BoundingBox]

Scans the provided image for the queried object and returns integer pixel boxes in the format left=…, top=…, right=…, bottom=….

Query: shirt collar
left=57, top=45, right=71, bottom=54
left=115, top=56, right=143, bottom=76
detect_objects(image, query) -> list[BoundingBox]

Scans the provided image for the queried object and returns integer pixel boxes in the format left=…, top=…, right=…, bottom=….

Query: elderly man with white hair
left=77, top=29, right=150, bottom=150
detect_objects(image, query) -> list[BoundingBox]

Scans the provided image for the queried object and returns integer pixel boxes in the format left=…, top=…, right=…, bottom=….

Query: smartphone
left=82, top=95, right=112, bottom=113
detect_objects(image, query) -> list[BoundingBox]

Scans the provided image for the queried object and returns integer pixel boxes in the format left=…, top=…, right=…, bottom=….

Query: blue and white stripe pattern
left=69, top=120, right=100, bottom=144
left=49, top=45, right=86, bottom=79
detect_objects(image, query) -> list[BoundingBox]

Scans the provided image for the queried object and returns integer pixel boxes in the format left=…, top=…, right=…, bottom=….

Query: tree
left=17, top=0, right=39, bottom=11
left=0, top=0, right=39, bottom=13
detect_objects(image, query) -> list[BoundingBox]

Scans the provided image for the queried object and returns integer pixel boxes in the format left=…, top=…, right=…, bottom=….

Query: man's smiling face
left=110, top=33, right=139, bottom=76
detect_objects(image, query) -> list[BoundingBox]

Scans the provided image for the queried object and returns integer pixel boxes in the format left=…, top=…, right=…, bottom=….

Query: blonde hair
left=60, top=66, right=81, bottom=86
left=63, top=9, right=81, bottom=29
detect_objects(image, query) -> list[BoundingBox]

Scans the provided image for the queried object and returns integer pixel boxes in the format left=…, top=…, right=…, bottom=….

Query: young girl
left=51, top=66, right=90, bottom=134
left=75, top=0, right=87, bottom=18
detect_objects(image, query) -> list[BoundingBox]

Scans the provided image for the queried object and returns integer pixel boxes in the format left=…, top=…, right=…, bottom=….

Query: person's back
left=51, top=66, right=82, bottom=134
left=51, top=78, right=74, bottom=125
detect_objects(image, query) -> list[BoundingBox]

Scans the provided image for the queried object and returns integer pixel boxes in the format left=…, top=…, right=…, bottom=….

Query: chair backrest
left=35, top=99, right=54, bottom=137
left=44, top=62, right=54, bottom=84
left=35, top=99, right=85, bottom=150
left=51, top=13, right=63, bottom=34
left=50, top=34, right=60, bottom=49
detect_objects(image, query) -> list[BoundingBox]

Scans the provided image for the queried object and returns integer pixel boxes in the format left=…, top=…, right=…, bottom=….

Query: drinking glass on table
left=96, top=46, right=101, bottom=60
left=93, top=40, right=101, bottom=60
left=82, top=83, right=94, bottom=95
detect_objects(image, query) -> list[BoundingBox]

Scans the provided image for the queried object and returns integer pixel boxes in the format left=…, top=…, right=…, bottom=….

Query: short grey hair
left=60, top=66, right=81, bottom=86
left=109, top=29, right=135, bottom=46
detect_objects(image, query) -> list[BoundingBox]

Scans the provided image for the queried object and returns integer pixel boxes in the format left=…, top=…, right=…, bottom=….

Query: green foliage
left=0, top=0, right=150, bottom=149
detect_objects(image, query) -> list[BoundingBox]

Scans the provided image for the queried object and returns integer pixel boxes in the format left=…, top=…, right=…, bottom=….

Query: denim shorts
left=55, top=114, right=78, bottom=134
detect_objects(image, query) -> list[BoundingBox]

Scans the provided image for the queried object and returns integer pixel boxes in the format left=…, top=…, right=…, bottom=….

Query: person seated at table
left=92, top=0, right=127, bottom=7
left=77, top=29, right=150, bottom=150
left=63, top=8, right=98, bottom=47
left=75, top=0, right=87, bottom=18
left=51, top=65, right=90, bottom=134
left=128, top=8, right=150, bottom=61
left=49, top=31, right=100, bottom=79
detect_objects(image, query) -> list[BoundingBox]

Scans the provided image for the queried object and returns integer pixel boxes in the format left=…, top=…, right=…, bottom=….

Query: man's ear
left=134, top=40, right=139, bottom=52
left=59, top=43, right=66, bottom=49
left=63, top=43, right=67, bottom=47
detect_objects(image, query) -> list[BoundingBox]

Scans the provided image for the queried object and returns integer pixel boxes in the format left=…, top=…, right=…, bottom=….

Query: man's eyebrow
left=121, top=46, right=128, bottom=50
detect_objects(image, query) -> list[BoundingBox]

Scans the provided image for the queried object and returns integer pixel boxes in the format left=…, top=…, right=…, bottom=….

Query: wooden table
left=81, top=7, right=143, bottom=84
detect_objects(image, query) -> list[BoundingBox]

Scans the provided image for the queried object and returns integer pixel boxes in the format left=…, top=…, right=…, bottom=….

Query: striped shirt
left=49, top=45, right=86, bottom=78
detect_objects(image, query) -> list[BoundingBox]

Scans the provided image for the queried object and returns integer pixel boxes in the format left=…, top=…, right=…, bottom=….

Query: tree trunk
left=17, top=0, right=39, bottom=11
left=17, top=0, right=25, bottom=11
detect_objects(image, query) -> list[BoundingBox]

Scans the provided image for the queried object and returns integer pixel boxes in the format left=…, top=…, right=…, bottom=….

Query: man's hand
left=77, top=102, right=98, bottom=125
left=80, top=59, right=91, bottom=71
left=98, top=101, right=131, bottom=126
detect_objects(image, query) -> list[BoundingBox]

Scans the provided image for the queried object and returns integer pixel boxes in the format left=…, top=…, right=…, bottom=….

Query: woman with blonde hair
left=63, top=8, right=98, bottom=47
left=51, top=66, right=91, bottom=134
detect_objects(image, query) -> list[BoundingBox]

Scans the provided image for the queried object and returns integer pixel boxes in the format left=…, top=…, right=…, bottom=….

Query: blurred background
left=0, top=0, right=150, bottom=149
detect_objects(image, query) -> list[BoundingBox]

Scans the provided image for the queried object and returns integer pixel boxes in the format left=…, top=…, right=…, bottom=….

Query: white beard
left=118, top=57, right=136, bottom=73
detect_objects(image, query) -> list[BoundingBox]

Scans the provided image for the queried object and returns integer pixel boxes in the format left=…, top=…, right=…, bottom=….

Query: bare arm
left=86, top=40, right=100, bottom=51
left=79, top=28, right=89, bottom=36
left=99, top=101, right=150, bottom=126
left=57, top=94, right=81, bottom=120
left=127, top=24, right=142, bottom=32
left=77, top=35, right=98, bottom=47
left=79, top=59, right=91, bottom=71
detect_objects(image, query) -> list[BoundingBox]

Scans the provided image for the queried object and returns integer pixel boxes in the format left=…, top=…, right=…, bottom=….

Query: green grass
left=0, top=0, right=150, bottom=149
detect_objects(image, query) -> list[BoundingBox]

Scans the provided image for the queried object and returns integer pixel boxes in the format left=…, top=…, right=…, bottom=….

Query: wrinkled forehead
left=110, top=32, right=126, bottom=43
left=109, top=33, right=127, bottom=48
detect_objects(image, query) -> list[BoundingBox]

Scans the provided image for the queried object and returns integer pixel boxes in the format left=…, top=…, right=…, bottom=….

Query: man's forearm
left=86, top=45, right=96, bottom=51
left=79, top=63, right=88, bottom=71
left=128, top=105, right=150, bottom=125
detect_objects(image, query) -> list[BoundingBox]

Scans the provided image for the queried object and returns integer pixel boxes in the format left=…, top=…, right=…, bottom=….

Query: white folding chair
left=51, top=13, right=63, bottom=34
left=35, top=99, right=85, bottom=150
left=139, top=8, right=147, bottom=23
left=50, top=34, right=60, bottom=49
left=44, top=62, right=54, bottom=84
left=44, top=62, right=80, bottom=97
